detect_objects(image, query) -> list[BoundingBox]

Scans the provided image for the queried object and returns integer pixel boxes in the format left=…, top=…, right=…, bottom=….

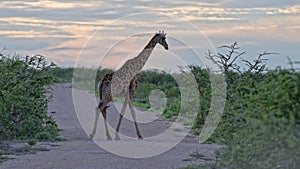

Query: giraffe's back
left=98, top=72, right=137, bottom=100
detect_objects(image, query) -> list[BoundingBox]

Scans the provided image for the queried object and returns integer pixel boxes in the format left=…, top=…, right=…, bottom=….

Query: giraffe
left=90, top=31, right=169, bottom=140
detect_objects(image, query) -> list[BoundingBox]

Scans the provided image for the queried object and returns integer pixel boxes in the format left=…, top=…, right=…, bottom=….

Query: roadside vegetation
left=0, top=52, right=60, bottom=163
left=181, top=42, right=300, bottom=169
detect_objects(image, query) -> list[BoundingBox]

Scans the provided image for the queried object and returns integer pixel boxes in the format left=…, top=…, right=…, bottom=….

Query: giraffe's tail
left=97, top=79, right=104, bottom=100
left=97, top=80, right=107, bottom=110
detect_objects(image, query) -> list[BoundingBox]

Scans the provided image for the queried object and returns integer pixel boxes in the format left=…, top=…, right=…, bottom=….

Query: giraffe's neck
left=115, top=36, right=157, bottom=77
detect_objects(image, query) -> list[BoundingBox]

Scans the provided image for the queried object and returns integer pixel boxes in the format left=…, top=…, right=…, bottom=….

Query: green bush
left=162, top=101, right=180, bottom=121
left=0, top=53, right=59, bottom=142
left=214, top=68, right=300, bottom=169
left=187, top=42, right=300, bottom=168
left=217, top=121, right=300, bottom=169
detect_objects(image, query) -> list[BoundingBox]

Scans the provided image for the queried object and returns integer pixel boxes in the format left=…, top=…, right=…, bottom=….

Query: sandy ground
left=1, top=84, right=221, bottom=169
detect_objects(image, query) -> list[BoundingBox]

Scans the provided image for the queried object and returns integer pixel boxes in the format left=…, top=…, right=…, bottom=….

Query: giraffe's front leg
left=90, top=107, right=101, bottom=139
left=115, top=96, right=129, bottom=140
left=128, top=100, right=143, bottom=139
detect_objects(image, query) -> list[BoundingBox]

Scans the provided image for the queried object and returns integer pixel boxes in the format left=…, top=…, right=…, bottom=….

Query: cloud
left=135, top=5, right=248, bottom=21
left=0, top=17, right=117, bottom=39
left=265, top=5, right=300, bottom=15
left=0, top=30, right=50, bottom=38
left=221, top=0, right=298, bottom=8
left=0, top=0, right=105, bottom=10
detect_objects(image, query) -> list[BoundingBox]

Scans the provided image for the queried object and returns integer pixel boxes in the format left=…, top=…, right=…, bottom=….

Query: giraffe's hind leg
left=90, top=100, right=111, bottom=140
left=102, top=108, right=112, bottom=140
left=90, top=107, right=101, bottom=139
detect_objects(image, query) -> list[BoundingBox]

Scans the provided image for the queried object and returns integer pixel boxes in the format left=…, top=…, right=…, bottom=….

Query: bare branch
left=207, top=42, right=246, bottom=74
left=228, top=51, right=246, bottom=68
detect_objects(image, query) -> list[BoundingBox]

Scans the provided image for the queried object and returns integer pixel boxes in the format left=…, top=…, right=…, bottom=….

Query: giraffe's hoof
left=107, top=137, right=112, bottom=140
left=115, top=135, right=121, bottom=140
left=137, top=132, right=143, bottom=140
left=89, top=134, right=94, bottom=139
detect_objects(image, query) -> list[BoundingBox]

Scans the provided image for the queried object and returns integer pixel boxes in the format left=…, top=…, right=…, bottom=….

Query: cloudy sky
left=0, top=0, right=299, bottom=71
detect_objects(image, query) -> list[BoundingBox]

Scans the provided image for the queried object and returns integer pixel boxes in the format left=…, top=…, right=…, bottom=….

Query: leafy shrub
left=217, top=121, right=300, bottom=169
left=189, top=42, right=300, bottom=168
left=188, top=66, right=211, bottom=133
left=246, top=69, right=300, bottom=125
left=162, top=101, right=180, bottom=121
left=0, top=53, right=59, bottom=143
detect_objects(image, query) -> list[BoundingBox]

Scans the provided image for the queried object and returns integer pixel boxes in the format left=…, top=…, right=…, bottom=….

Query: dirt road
left=1, top=84, right=221, bottom=169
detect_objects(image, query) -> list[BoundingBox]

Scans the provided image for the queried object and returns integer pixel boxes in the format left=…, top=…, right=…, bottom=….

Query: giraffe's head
left=155, top=30, right=169, bottom=50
